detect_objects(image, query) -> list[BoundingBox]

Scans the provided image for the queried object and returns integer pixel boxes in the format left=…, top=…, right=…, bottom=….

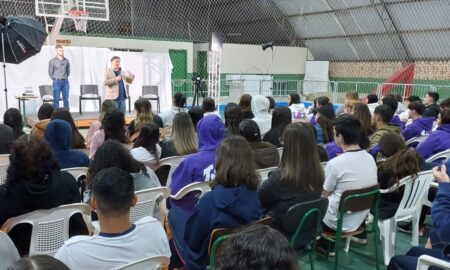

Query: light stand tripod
left=192, top=76, right=205, bottom=107
left=1, top=30, right=8, bottom=109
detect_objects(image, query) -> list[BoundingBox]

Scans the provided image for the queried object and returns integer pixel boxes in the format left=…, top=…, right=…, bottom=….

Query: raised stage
left=26, top=111, right=136, bottom=129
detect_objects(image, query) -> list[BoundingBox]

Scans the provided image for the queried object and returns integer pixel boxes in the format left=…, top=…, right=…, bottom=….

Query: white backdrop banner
left=0, top=46, right=173, bottom=117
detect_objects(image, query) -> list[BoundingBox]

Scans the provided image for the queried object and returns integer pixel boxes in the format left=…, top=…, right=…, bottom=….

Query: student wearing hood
left=45, top=119, right=90, bottom=169
left=251, top=95, right=272, bottom=136
left=402, top=101, right=434, bottom=141
left=169, top=114, right=225, bottom=212
left=417, top=109, right=450, bottom=160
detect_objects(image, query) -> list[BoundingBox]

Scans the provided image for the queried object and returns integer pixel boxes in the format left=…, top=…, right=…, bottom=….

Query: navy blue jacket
left=45, top=119, right=90, bottom=169
left=170, top=184, right=262, bottom=270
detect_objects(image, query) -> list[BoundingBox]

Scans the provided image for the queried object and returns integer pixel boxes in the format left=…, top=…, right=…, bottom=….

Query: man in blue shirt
left=103, top=56, right=135, bottom=115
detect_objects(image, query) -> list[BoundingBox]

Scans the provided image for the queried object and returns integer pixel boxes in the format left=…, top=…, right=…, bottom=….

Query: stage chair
left=256, top=166, right=277, bottom=182
left=378, top=171, right=435, bottom=265
left=1, top=203, right=94, bottom=256
left=320, top=184, right=381, bottom=270
left=141, top=85, right=160, bottom=113
left=116, top=255, right=170, bottom=270
left=284, top=198, right=329, bottom=270
left=39, top=85, right=57, bottom=105
left=79, top=84, right=101, bottom=115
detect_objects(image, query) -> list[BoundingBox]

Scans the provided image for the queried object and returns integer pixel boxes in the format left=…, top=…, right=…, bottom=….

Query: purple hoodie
left=389, top=115, right=405, bottom=130
left=417, top=124, right=450, bottom=160
left=170, top=115, right=225, bottom=211
left=325, top=141, right=343, bottom=160
left=402, top=117, right=434, bottom=141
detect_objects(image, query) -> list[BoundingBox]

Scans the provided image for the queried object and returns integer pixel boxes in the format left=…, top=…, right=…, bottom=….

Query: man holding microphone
left=103, top=56, right=135, bottom=115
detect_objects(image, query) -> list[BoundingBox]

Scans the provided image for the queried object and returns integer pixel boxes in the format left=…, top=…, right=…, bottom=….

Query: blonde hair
left=172, top=112, right=198, bottom=155
left=345, top=91, right=360, bottom=102
left=134, top=98, right=154, bottom=132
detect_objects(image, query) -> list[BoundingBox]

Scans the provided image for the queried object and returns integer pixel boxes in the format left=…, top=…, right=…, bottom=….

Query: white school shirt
left=322, top=149, right=377, bottom=232
left=55, top=216, right=171, bottom=270
left=130, top=145, right=162, bottom=167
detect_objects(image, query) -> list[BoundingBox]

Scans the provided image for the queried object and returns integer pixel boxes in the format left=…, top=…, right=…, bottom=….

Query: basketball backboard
left=35, top=0, right=109, bottom=21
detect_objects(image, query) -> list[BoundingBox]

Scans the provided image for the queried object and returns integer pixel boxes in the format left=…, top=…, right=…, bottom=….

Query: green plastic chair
left=283, top=198, right=329, bottom=270
left=321, top=184, right=380, bottom=270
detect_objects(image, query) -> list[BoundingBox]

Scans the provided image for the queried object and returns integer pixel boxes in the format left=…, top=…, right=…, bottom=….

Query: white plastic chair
left=277, top=147, right=283, bottom=160
left=0, top=231, right=20, bottom=270
left=116, top=255, right=170, bottom=270
left=0, top=163, right=8, bottom=185
left=0, top=154, right=9, bottom=164
left=425, top=149, right=450, bottom=164
left=378, top=171, right=435, bottom=265
left=405, top=135, right=428, bottom=148
left=256, top=166, right=277, bottom=182
left=61, top=167, right=88, bottom=181
left=1, top=203, right=93, bottom=256
left=417, top=255, right=450, bottom=270
left=155, top=156, right=185, bottom=187
left=170, top=181, right=211, bottom=201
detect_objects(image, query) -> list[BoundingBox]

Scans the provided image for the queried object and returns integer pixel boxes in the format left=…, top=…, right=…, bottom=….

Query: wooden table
left=15, top=95, right=38, bottom=128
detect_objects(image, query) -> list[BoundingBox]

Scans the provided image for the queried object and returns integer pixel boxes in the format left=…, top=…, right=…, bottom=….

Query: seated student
left=224, top=102, right=242, bottom=136
left=89, top=110, right=129, bottom=158
left=266, top=96, right=276, bottom=114
left=239, top=120, right=279, bottom=169
left=160, top=112, right=198, bottom=159
left=417, top=109, right=450, bottom=160
left=202, top=97, right=220, bottom=118
left=86, top=100, right=118, bottom=148
left=214, top=224, right=298, bottom=270
left=51, top=109, right=86, bottom=149
left=45, top=120, right=90, bottom=169
left=131, top=123, right=161, bottom=168
left=168, top=135, right=262, bottom=270
left=322, top=115, right=377, bottom=235
left=263, top=106, right=292, bottom=148
left=441, top=98, right=450, bottom=110
left=188, top=106, right=204, bottom=131
left=424, top=91, right=441, bottom=119
left=314, top=104, right=335, bottom=144
left=309, top=96, right=332, bottom=126
left=3, top=108, right=24, bottom=140
left=158, top=92, right=187, bottom=127
left=251, top=95, right=272, bottom=136
left=383, top=96, right=404, bottom=129
left=258, top=122, right=324, bottom=232
left=288, top=93, right=306, bottom=121
left=399, top=95, right=422, bottom=122
left=8, top=255, right=69, bottom=270
left=0, top=135, right=87, bottom=256
left=56, top=167, right=171, bottom=269
left=239, top=93, right=254, bottom=120
left=394, top=93, right=406, bottom=115
left=336, top=91, right=359, bottom=116
left=128, top=98, right=164, bottom=139
left=402, top=101, right=434, bottom=141
left=30, top=103, right=54, bottom=139
left=87, top=140, right=160, bottom=199
left=169, top=115, right=224, bottom=212
left=387, top=164, right=450, bottom=270
left=0, top=124, right=14, bottom=154
left=364, top=94, right=379, bottom=115
left=369, top=105, right=401, bottom=149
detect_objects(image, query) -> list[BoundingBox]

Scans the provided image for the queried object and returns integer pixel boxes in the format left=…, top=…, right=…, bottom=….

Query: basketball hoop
left=68, top=10, right=90, bottom=33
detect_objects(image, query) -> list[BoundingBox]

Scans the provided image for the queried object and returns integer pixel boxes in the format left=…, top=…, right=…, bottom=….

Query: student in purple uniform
left=417, top=109, right=450, bottom=160
left=169, top=115, right=224, bottom=212
left=402, top=101, right=434, bottom=141
left=383, top=96, right=405, bottom=129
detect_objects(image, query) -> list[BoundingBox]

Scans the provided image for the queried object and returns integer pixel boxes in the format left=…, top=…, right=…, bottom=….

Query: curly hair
left=224, top=103, right=242, bottom=135
left=101, top=110, right=129, bottom=144
left=5, top=135, right=60, bottom=191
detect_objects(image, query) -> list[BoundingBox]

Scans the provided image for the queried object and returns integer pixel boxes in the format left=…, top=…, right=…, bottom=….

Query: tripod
left=192, top=79, right=205, bottom=107
left=1, top=31, right=8, bottom=109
